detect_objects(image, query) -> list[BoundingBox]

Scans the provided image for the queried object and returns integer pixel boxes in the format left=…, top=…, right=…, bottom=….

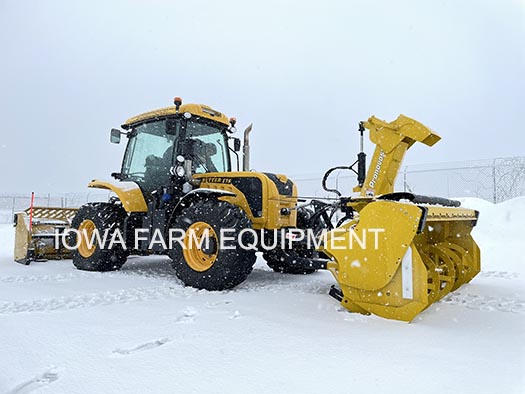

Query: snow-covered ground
left=0, top=198, right=524, bottom=394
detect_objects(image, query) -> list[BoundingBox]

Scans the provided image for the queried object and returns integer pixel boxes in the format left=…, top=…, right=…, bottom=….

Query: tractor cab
left=111, top=99, right=239, bottom=194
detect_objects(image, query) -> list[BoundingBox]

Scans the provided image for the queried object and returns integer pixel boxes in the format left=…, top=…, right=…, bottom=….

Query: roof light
left=173, top=97, right=182, bottom=112
left=227, top=117, right=237, bottom=133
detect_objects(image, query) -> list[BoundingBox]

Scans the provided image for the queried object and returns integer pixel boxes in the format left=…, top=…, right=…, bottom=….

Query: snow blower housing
left=13, top=99, right=480, bottom=322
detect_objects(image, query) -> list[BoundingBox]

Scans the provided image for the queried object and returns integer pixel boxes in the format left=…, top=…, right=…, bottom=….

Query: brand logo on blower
left=368, top=150, right=386, bottom=192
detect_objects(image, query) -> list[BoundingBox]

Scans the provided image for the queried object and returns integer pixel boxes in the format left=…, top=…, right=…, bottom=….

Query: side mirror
left=110, top=128, right=121, bottom=144
left=232, top=137, right=241, bottom=152
left=111, top=172, right=124, bottom=180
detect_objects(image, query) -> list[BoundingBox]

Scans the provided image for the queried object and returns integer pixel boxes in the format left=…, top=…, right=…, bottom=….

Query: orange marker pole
left=29, top=192, right=35, bottom=232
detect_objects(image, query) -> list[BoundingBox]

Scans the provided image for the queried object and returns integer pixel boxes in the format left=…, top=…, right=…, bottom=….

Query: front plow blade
left=323, top=201, right=480, bottom=322
left=14, top=207, right=78, bottom=264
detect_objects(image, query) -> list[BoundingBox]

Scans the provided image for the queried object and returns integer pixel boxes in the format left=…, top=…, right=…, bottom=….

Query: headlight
left=175, top=165, right=185, bottom=177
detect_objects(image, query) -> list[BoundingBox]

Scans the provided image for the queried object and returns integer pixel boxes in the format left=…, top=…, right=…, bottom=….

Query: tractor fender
left=88, top=179, right=148, bottom=213
left=172, top=188, right=236, bottom=217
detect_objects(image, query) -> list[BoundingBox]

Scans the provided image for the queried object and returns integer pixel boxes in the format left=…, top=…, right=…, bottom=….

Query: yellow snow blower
left=321, top=115, right=480, bottom=321
left=13, top=99, right=480, bottom=322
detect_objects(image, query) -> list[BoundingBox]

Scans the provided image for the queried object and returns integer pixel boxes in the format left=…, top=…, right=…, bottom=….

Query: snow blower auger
left=319, top=115, right=480, bottom=322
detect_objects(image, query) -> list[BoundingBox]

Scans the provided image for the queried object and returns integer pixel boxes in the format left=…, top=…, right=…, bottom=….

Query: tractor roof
left=122, top=103, right=230, bottom=129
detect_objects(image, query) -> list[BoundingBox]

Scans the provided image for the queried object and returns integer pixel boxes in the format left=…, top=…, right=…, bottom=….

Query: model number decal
left=205, top=177, right=233, bottom=184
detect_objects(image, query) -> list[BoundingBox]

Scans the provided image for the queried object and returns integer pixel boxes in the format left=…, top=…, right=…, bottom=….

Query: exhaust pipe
left=243, top=123, right=253, bottom=171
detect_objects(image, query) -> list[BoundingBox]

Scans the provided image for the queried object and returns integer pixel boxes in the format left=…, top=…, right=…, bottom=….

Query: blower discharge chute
left=13, top=99, right=480, bottom=322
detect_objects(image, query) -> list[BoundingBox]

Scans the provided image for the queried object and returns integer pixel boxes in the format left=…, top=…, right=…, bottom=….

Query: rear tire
left=71, top=203, right=128, bottom=272
left=168, top=200, right=256, bottom=290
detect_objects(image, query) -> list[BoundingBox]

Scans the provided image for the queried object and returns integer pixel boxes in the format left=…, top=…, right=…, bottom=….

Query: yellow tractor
left=14, top=98, right=480, bottom=322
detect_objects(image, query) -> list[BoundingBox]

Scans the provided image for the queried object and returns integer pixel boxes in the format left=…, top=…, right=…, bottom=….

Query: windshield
left=121, top=119, right=178, bottom=191
left=120, top=118, right=229, bottom=192
left=185, top=121, right=230, bottom=173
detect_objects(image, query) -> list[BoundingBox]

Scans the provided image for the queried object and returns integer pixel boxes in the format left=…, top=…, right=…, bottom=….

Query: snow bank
left=459, top=196, right=525, bottom=273
left=0, top=223, right=14, bottom=261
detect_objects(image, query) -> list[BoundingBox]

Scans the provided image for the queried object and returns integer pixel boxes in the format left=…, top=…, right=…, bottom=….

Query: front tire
left=168, top=200, right=256, bottom=291
left=71, top=203, right=128, bottom=272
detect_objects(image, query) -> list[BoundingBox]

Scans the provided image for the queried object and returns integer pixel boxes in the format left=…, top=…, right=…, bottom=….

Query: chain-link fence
left=0, top=192, right=111, bottom=224
left=1, top=156, right=523, bottom=223
left=400, top=157, right=525, bottom=203
left=292, top=156, right=525, bottom=202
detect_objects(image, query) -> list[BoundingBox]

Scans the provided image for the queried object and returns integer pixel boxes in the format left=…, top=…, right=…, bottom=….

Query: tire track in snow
left=1, top=284, right=523, bottom=317
left=0, top=272, right=81, bottom=284
left=112, top=338, right=171, bottom=356
left=0, top=266, right=180, bottom=284
left=2, top=268, right=518, bottom=288
left=0, top=285, right=195, bottom=315
left=5, top=368, right=59, bottom=394
left=440, top=292, right=525, bottom=314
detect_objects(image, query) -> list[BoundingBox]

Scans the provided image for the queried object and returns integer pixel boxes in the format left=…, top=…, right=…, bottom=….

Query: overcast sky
left=0, top=0, right=524, bottom=193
